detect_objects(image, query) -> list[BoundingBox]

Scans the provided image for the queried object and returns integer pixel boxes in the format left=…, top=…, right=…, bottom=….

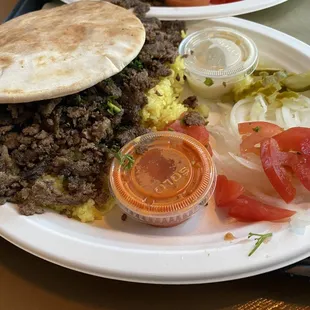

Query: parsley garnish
left=248, top=232, right=273, bottom=257
left=107, top=100, right=121, bottom=115
left=75, top=94, right=82, bottom=104
left=204, top=78, right=214, bottom=87
left=115, top=151, right=135, bottom=170
left=252, top=126, right=261, bottom=133
left=130, top=58, right=144, bottom=70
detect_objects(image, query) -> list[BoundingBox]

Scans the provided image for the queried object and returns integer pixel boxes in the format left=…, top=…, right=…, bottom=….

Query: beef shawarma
left=0, top=0, right=188, bottom=221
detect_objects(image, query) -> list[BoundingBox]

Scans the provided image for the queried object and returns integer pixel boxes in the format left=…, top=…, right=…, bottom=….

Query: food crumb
left=121, top=214, right=127, bottom=222
left=224, top=232, right=236, bottom=241
left=182, top=95, right=198, bottom=109
left=135, top=143, right=149, bottom=155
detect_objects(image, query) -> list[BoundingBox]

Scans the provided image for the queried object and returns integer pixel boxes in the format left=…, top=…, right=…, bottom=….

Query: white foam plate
left=62, top=0, right=287, bottom=20
left=1, top=17, right=310, bottom=284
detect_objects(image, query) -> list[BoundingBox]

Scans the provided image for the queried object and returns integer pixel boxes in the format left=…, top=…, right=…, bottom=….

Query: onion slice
left=228, top=152, right=263, bottom=172
left=290, top=210, right=310, bottom=235
left=230, top=98, right=253, bottom=136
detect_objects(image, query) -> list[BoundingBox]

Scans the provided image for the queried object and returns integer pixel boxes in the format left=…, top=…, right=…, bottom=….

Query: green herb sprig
left=107, top=100, right=121, bottom=115
left=115, top=151, right=135, bottom=170
left=204, top=77, right=214, bottom=87
left=130, top=59, right=144, bottom=70
left=252, top=126, right=261, bottom=133
left=248, top=232, right=273, bottom=257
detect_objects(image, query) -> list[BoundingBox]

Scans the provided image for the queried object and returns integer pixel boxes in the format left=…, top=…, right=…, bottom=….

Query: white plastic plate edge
left=61, top=0, right=288, bottom=21
left=1, top=17, right=310, bottom=285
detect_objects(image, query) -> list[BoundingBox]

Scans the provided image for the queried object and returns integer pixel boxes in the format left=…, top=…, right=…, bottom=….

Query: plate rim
left=146, top=0, right=288, bottom=20
left=61, top=0, right=288, bottom=21
left=1, top=16, right=310, bottom=285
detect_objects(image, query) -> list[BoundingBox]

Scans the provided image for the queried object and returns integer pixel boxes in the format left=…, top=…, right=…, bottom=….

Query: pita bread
left=0, top=1, right=145, bottom=104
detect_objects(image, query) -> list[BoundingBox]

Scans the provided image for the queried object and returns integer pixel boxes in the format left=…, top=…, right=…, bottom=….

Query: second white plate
left=61, top=0, right=288, bottom=20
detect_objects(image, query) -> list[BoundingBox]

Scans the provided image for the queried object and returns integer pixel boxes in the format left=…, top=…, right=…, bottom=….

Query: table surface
left=1, top=0, right=310, bottom=309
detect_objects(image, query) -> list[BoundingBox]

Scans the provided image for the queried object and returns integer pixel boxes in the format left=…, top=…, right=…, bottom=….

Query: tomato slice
left=260, top=138, right=296, bottom=203
left=238, top=122, right=283, bottom=155
left=165, top=120, right=186, bottom=134
left=228, top=195, right=296, bottom=222
left=214, top=175, right=295, bottom=222
left=185, top=125, right=210, bottom=146
left=288, top=154, right=310, bottom=191
left=165, top=120, right=212, bottom=154
left=273, top=127, right=310, bottom=155
left=215, top=175, right=245, bottom=207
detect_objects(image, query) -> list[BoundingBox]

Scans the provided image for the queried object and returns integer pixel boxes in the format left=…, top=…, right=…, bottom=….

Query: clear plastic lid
left=109, top=131, right=216, bottom=226
left=178, top=27, right=258, bottom=79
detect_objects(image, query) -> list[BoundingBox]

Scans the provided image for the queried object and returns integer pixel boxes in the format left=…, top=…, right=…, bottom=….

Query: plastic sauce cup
left=178, top=27, right=259, bottom=100
left=109, top=131, right=216, bottom=227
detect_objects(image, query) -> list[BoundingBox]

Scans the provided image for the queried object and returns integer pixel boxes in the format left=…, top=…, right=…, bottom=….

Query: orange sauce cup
left=109, top=132, right=216, bottom=227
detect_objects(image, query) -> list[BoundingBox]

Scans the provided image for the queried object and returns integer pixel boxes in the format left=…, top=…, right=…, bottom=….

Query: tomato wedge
left=214, top=175, right=295, bottom=222
left=273, top=127, right=310, bottom=155
left=288, top=154, right=310, bottom=192
left=227, top=195, right=296, bottom=222
left=184, top=125, right=210, bottom=146
left=165, top=120, right=212, bottom=155
left=215, top=175, right=244, bottom=206
left=260, top=128, right=310, bottom=201
left=165, top=120, right=186, bottom=134
left=260, top=138, right=296, bottom=203
left=238, top=122, right=283, bottom=155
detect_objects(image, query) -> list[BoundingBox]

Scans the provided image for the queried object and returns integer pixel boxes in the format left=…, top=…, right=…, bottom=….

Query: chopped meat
left=83, top=118, right=113, bottom=142
left=135, top=142, right=149, bottom=155
left=0, top=172, right=21, bottom=198
left=39, top=98, right=62, bottom=117
left=135, top=137, right=156, bottom=155
left=20, top=160, right=50, bottom=181
left=97, top=79, right=122, bottom=99
left=16, top=179, right=91, bottom=215
left=182, top=96, right=198, bottom=109
left=0, top=125, right=13, bottom=135
left=109, top=0, right=150, bottom=17
left=115, top=127, right=151, bottom=147
left=0, top=0, right=186, bottom=217
left=183, top=111, right=206, bottom=126
left=22, top=124, right=40, bottom=136
left=19, top=203, right=45, bottom=216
